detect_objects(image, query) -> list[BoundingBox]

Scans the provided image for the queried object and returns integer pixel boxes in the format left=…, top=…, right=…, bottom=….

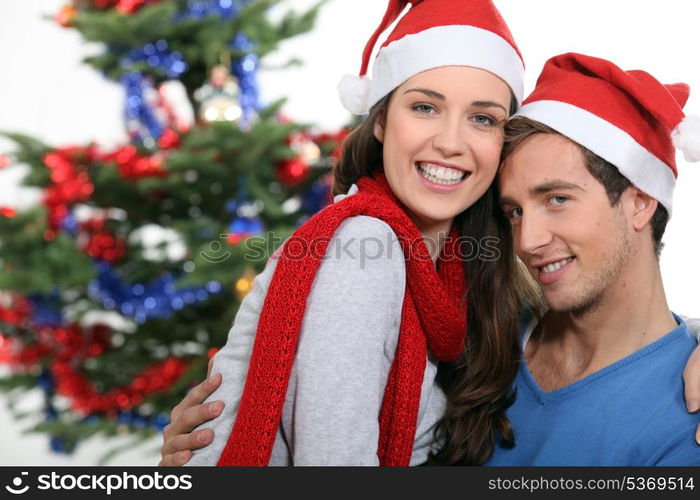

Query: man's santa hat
left=337, top=0, right=524, bottom=115
left=515, top=52, right=700, bottom=213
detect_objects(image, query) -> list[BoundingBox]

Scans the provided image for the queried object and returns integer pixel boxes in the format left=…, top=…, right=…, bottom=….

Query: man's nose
left=516, top=210, right=554, bottom=256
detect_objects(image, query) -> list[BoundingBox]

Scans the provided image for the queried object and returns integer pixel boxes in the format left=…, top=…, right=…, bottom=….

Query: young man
left=489, top=52, right=700, bottom=465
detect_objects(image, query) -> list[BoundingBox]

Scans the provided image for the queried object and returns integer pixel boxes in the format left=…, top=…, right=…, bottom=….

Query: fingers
left=163, top=427, right=216, bottom=457
left=159, top=450, right=193, bottom=467
left=207, top=357, right=214, bottom=378
left=161, top=427, right=215, bottom=460
left=170, top=373, right=222, bottom=425
left=175, top=400, right=224, bottom=441
left=161, top=402, right=224, bottom=457
left=682, top=344, right=700, bottom=413
left=160, top=373, right=224, bottom=464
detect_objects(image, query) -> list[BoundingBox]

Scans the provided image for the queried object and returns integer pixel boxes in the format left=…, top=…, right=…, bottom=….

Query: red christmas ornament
left=54, top=5, right=78, bottom=27
left=158, top=129, right=181, bottom=149
left=310, top=128, right=352, bottom=162
left=116, top=0, right=143, bottom=13
left=276, top=157, right=309, bottom=187
left=101, top=145, right=168, bottom=180
left=0, top=154, right=11, bottom=169
left=79, top=218, right=126, bottom=263
left=0, top=207, right=16, bottom=218
left=114, top=0, right=161, bottom=14
left=76, top=0, right=118, bottom=8
left=51, top=356, right=189, bottom=415
left=42, top=147, right=95, bottom=233
left=0, top=296, right=31, bottom=327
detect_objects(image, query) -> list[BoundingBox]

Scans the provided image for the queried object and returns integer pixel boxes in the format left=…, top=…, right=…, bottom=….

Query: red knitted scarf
left=217, top=172, right=467, bottom=466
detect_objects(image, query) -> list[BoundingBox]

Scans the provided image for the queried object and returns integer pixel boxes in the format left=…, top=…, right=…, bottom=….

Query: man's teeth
left=541, top=258, right=574, bottom=274
left=418, top=163, right=466, bottom=185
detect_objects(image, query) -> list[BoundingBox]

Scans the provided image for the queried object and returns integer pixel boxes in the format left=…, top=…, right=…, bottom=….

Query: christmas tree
left=0, top=0, right=347, bottom=460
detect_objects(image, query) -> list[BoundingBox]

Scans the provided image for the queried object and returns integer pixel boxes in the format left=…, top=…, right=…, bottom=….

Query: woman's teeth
left=541, top=258, right=574, bottom=274
left=418, top=163, right=466, bottom=185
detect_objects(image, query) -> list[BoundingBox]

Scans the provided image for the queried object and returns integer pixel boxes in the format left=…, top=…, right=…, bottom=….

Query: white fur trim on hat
left=672, top=114, right=700, bottom=163
left=367, top=25, right=524, bottom=111
left=516, top=100, right=677, bottom=214
left=337, top=74, right=372, bottom=115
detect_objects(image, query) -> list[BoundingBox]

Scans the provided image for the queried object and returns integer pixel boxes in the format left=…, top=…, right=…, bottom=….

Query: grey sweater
left=186, top=213, right=446, bottom=466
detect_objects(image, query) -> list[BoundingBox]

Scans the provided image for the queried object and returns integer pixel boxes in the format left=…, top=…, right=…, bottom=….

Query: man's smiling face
left=498, top=133, right=632, bottom=314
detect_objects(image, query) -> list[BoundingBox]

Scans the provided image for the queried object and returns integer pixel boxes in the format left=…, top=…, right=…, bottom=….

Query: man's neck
left=525, top=254, right=678, bottom=392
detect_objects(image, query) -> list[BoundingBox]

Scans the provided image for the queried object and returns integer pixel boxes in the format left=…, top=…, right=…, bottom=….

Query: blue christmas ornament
left=88, top=260, right=223, bottom=322
left=228, top=215, right=265, bottom=235
left=119, top=40, right=188, bottom=147
left=154, top=413, right=170, bottom=432
left=28, top=292, right=63, bottom=328
left=38, top=370, right=55, bottom=393
left=85, top=415, right=100, bottom=425
left=60, top=210, right=80, bottom=236
left=181, top=0, right=246, bottom=20
left=132, top=415, right=148, bottom=429
left=230, top=32, right=261, bottom=123
left=50, top=436, right=70, bottom=454
left=121, top=72, right=164, bottom=146
left=123, top=40, right=188, bottom=80
left=117, top=411, right=134, bottom=426
left=302, top=180, right=331, bottom=215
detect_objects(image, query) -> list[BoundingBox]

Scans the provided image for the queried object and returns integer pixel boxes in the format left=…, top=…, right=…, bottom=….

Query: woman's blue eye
left=412, top=104, right=435, bottom=114
left=473, top=114, right=496, bottom=127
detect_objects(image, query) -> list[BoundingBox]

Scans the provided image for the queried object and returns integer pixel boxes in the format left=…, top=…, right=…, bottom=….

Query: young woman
left=158, top=0, right=530, bottom=466
left=159, top=0, right=700, bottom=466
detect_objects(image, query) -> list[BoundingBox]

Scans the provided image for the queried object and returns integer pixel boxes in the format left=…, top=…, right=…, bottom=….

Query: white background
left=0, top=0, right=699, bottom=465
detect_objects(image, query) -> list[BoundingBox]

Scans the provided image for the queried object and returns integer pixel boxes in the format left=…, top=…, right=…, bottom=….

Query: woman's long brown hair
left=333, top=92, right=541, bottom=465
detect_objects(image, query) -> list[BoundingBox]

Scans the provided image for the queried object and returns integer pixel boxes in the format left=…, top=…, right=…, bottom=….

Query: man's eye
left=550, top=196, right=569, bottom=206
left=506, top=207, right=523, bottom=219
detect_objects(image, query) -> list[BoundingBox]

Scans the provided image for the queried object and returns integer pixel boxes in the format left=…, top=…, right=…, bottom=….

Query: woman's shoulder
left=334, top=214, right=400, bottom=241
left=325, top=215, right=405, bottom=277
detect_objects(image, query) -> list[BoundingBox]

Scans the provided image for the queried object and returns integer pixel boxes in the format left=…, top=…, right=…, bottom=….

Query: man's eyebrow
left=403, top=88, right=445, bottom=100
left=530, top=181, right=584, bottom=195
left=498, top=195, right=518, bottom=207
left=499, top=181, right=584, bottom=206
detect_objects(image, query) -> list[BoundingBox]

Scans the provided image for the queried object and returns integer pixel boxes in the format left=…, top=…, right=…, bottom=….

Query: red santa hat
left=516, top=52, right=700, bottom=213
left=337, top=0, right=524, bottom=115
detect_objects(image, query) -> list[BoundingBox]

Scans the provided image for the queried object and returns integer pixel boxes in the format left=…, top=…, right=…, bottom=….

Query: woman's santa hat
left=515, top=52, right=700, bottom=214
left=337, top=0, right=525, bottom=115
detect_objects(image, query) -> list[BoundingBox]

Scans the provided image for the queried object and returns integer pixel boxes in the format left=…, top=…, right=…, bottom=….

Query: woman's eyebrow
left=472, top=101, right=508, bottom=114
left=403, top=89, right=508, bottom=114
left=403, top=88, right=445, bottom=100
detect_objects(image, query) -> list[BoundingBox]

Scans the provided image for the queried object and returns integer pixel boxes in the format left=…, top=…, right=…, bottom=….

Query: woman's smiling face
left=374, top=65, right=511, bottom=234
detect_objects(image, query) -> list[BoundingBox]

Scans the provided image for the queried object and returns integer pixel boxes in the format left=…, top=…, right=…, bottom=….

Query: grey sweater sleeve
left=183, top=245, right=278, bottom=466
left=185, top=215, right=407, bottom=466
left=679, top=315, right=700, bottom=342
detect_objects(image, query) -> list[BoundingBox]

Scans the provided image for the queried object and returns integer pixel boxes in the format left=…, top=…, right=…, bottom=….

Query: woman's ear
left=373, top=118, right=385, bottom=144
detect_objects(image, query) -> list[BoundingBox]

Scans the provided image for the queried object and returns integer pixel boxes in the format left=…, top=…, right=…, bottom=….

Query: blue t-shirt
left=486, top=314, right=700, bottom=466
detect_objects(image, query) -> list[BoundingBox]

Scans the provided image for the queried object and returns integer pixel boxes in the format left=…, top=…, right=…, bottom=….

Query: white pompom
left=337, top=74, right=371, bottom=115
left=672, top=114, right=700, bottom=162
